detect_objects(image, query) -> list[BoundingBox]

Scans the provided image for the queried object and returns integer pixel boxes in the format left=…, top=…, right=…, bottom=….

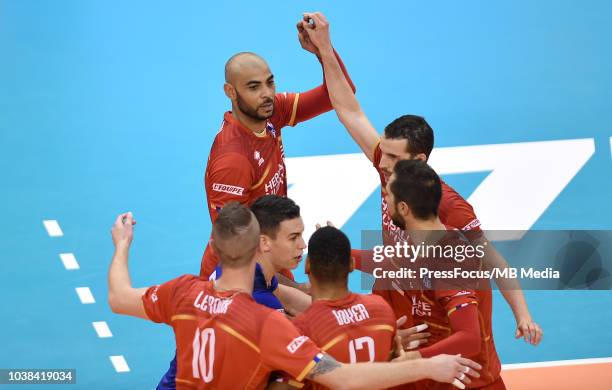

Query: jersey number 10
left=192, top=328, right=215, bottom=382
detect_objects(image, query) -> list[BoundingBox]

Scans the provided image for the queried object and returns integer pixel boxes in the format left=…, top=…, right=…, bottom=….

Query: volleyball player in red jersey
left=276, top=226, right=397, bottom=389
left=200, top=18, right=355, bottom=281
left=108, top=204, right=481, bottom=389
left=301, top=12, right=541, bottom=346
left=384, top=160, right=505, bottom=389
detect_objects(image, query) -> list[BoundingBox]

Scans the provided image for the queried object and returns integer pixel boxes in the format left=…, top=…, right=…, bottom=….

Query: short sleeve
left=271, top=92, right=300, bottom=129
left=207, top=152, right=254, bottom=221
left=439, top=187, right=482, bottom=232
left=260, top=311, right=322, bottom=382
left=142, top=274, right=197, bottom=324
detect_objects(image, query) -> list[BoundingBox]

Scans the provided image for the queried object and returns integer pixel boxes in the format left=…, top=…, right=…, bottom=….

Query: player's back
left=293, top=293, right=396, bottom=390
left=144, top=276, right=318, bottom=390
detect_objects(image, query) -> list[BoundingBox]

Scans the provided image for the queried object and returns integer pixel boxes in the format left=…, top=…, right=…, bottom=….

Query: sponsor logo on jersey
left=151, top=286, right=159, bottom=303
left=411, top=295, right=432, bottom=317
left=287, top=335, right=309, bottom=354
left=254, top=150, right=265, bottom=167
left=265, top=164, right=285, bottom=194
left=212, top=183, right=245, bottom=196
left=462, top=218, right=481, bottom=231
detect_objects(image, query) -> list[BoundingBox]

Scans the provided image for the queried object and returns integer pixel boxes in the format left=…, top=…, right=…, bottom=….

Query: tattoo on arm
left=306, top=354, right=341, bottom=379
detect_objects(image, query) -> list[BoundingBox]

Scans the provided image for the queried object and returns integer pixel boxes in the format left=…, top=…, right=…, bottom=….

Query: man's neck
left=310, top=282, right=351, bottom=302
left=214, top=266, right=254, bottom=295
left=407, top=217, right=447, bottom=244
left=257, top=255, right=277, bottom=286
left=231, top=107, right=267, bottom=134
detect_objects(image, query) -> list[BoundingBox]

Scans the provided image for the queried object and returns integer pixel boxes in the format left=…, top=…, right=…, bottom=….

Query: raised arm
left=302, top=12, right=380, bottom=162
left=108, top=212, right=149, bottom=319
left=278, top=18, right=356, bottom=128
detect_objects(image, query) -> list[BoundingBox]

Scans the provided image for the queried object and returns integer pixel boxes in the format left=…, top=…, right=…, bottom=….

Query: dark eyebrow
left=246, top=74, right=274, bottom=87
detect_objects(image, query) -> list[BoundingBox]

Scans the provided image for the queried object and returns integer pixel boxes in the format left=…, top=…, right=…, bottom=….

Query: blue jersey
left=210, top=262, right=284, bottom=312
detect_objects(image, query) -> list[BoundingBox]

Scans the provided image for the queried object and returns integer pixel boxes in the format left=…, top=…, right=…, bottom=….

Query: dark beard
left=236, top=91, right=274, bottom=121
left=391, top=210, right=406, bottom=230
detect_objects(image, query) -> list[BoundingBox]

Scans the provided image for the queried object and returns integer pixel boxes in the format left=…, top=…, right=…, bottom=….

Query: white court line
left=75, top=287, right=95, bottom=304
left=109, top=355, right=130, bottom=373
left=43, top=220, right=63, bottom=237
left=59, top=253, right=80, bottom=270
left=609, top=136, right=611, bottom=159
left=92, top=321, right=113, bottom=338
left=502, top=357, right=612, bottom=370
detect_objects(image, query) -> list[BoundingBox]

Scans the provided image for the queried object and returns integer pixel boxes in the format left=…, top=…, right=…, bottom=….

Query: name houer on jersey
left=332, top=303, right=370, bottom=326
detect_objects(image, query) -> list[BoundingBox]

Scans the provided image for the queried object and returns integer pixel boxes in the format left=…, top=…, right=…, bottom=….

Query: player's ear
left=349, top=256, right=355, bottom=273
left=224, top=83, right=236, bottom=100
left=414, top=153, right=427, bottom=162
left=399, top=201, right=411, bottom=220
left=304, top=256, right=311, bottom=274
left=260, top=234, right=272, bottom=252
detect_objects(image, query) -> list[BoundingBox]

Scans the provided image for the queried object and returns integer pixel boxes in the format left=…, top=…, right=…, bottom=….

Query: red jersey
left=142, top=275, right=323, bottom=389
left=373, top=142, right=481, bottom=235
left=407, top=231, right=501, bottom=389
left=200, top=52, right=355, bottom=278
left=365, top=142, right=483, bottom=327
left=285, top=293, right=396, bottom=390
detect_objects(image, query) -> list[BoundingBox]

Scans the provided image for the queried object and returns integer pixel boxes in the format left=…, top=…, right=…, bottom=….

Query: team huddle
left=107, top=12, right=542, bottom=390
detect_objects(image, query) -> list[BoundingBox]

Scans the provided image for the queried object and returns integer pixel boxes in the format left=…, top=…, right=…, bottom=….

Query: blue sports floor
left=1, top=1, right=611, bottom=388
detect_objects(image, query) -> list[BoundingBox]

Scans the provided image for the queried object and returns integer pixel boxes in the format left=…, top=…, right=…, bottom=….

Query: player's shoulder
left=210, top=114, right=254, bottom=154
left=168, top=274, right=204, bottom=289
left=440, top=181, right=470, bottom=205
left=294, top=299, right=326, bottom=322
left=358, top=293, right=395, bottom=315
left=439, top=180, right=481, bottom=231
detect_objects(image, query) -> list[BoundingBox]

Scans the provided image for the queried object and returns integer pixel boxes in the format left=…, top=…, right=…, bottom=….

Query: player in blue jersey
left=210, top=195, right=312, bottom=314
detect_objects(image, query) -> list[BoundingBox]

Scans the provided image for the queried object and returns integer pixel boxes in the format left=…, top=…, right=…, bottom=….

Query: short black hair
left=308, top=226, right=351, bottom=285
left=390, top=159, right=442, bottom=220
left=384, top=115, right=434, bottom=158
left=250, top=195, right=300, bottom=238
